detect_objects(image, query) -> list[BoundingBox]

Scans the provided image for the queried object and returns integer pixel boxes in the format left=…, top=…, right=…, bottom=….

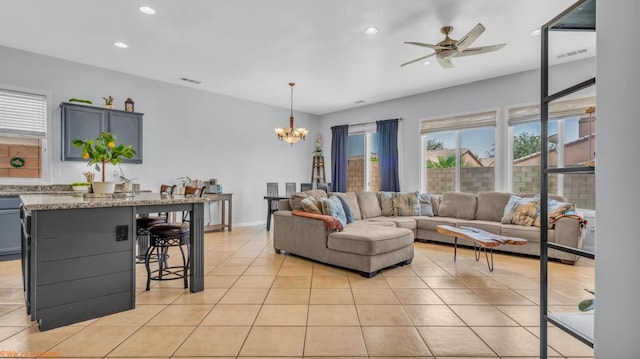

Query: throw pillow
left=378, top=191, right=395, bottom=216
left=532, top=196, right=575, bottom=228
left=300, top=197, right=323, bottom=215
left=289, top=189, right=328, bottom=211
left=501, top=195, right=539, bottom=226
left=336, top=195, right=354, bottom=223
left=393, top=192, right=434, bottom=217
left=320, top=196, right=347, bottom=226
left=333, top=192, right=361, bottom=220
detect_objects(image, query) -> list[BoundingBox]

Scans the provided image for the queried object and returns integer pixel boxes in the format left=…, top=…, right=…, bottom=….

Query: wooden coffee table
left=436, top=225, right=527, bottom=271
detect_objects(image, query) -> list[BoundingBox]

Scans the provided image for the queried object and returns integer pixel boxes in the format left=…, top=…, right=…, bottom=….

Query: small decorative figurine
left=124, top=98, right=134, bottom=112
left=103, top=96, right=114, bottom=109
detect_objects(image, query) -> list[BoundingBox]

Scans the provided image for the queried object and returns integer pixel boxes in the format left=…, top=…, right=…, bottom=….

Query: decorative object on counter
left=177, top=176, right=193, bottom=195
left=68, top=98, right=92, bottom=105
left=71, top=182, right=91, bottom=192
left=72, top=132, right=136, bottom=194
left=117, top=165, right=138, bottom=192
left=83, top=171, right=95, bottom=183
left=274, top=82, right=308, bottom=145
left=103, top=96, right=114, bottom=109
left=124, top=98, right=135, bottom=112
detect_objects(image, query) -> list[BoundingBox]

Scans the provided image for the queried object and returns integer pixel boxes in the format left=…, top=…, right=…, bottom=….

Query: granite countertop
left=0, top=184, right=74, bottom=197
left=20, top=193, right=206, bottom=211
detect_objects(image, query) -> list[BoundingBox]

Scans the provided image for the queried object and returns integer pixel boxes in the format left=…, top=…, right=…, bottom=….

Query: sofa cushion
left=290, top=189, right=328, bottom=211
left=501, top=224, right=554, bottom=243
left=356, top=192, right=383, bottom=219
left=320, top=196, right=347, bottom=225
left=454, top=219, right=502, bottom=235
left=501, top=195, right=538, bottom=226
left=333, top=192, right=362, bottom=220
left=475, top=192, right=513, bottom=222
left=336, top=195, right=355, bottom=223
left=355, top=219, right=397, bottom=227
left=415, top=216, right=459, bottom=231
left=437, top=192, right=477, bottom=220
left=378, top=192, right=395, bottom=216
left=328, top=225, right=414, bottom=256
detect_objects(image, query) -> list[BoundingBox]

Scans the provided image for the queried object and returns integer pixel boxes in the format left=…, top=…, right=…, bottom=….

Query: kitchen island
left=20, top=192, right=206, bottom=331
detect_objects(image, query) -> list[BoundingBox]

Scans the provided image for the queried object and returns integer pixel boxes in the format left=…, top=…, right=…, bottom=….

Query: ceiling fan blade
left=456, top=44, right=506, bottom=57
left=437, top=56, right=454, bottom=68
left=404, top=41, right=448, bottom=50
left=400, top=52, right=436, bottom=67
left=455, top=23, right=485, bottom=53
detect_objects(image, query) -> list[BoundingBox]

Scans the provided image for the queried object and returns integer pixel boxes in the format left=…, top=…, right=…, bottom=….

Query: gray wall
left=318, top=57, right=596, bottom=193
left=0, top=45, right=320, bottom=226
left=595, top=1, right=640, bottom=357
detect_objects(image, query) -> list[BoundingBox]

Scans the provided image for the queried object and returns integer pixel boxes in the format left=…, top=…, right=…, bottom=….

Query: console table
left=203, top=193, right=232, bottom=232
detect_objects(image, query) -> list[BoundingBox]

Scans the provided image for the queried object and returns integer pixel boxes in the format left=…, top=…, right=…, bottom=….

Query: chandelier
left=275, top=82, right=308, bottom=144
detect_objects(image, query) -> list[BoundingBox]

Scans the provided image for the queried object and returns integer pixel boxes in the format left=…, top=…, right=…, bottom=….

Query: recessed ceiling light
left=531, top=29, right=541, bottom=36
left=138, top=6, right=156, bottom=15
left=422, top=60, right=431, bottom=66
left=364, top=27, right=379, bottom=35
left=113, top=42, right=128, bottom=48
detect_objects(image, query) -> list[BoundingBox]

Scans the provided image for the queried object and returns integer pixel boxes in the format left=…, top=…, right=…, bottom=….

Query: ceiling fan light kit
left=401, top=23, right=506, bottom=68
left=275, top=83, right=308, bottom=145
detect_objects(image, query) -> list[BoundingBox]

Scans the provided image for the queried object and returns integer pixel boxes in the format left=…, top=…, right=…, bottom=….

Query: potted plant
left=72, top=132, right=136, bottom=194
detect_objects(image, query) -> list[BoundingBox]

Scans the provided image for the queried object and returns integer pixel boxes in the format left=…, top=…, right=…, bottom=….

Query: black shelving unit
left=539, top=0, right=596, bottom=357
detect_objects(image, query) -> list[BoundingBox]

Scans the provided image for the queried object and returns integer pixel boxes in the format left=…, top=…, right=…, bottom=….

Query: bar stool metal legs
left=145, top=228, right=189, bottom=291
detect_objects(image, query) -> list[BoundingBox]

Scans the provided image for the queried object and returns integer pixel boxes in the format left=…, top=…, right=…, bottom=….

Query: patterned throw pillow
left=320, top=196, right=347, bottom=226
left=501, top=195, right=539, bottom=226
left=392, top=192, right=434, bottom=216
left=336, top=195, right=354, bottom=223
left=533, top=197, right=575, bottom=228
left=378, top=192, right=395, bottom=216
left=300, top=197, right=323, bottom=215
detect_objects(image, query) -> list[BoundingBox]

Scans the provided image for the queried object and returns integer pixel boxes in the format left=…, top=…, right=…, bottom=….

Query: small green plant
left=71, top=182, right=91, bottom=186
left=68, top=98, right=93, bottom=104
left=72, top=132, right=136, bottom=182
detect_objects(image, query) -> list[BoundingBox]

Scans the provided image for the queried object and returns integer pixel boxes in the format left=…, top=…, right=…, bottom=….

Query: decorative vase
left=92, top=181, right=116, bottom=194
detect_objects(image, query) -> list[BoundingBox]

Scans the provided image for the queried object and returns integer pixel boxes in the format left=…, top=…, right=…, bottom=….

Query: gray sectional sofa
left=273, top=190, right=583, bottom=277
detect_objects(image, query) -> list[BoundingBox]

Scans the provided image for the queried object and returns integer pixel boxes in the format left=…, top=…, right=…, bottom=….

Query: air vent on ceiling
left=556, top=48, right=588, bottom=59
left=354, top=100, right=365, bottom=104
left=179, top=77, right=201, bottom=84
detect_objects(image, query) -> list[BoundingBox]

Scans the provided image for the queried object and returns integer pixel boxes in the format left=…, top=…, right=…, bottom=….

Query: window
left=508, top=96, right=595, bottom=209
left=347, top=125, right=378, bottom=192
left=421, top=111, right=496, bottom=194
left=0, top=87, right=47, bottom=180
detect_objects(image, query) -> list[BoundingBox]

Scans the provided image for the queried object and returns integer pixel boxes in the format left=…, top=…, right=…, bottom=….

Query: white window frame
left=420, top=108, right=499, bottom=193
left=348, top=123, right=376, bottom=191
left=0, top=84, right=51, bottom=184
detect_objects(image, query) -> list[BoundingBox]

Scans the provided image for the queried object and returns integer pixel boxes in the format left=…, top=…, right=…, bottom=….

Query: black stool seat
left=144, top=223, right=190, bottom=290
left=137, top=216, right=167, bottom=228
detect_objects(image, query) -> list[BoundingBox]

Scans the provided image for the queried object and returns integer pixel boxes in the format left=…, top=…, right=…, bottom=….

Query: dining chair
left=267, top=182, right=279, bottom=211
left=285, top=182, right=297, bottom=197
left=300, top=183, right=312, bottom=191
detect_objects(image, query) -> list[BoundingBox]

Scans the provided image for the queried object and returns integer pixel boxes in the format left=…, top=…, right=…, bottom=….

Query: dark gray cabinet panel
left=0, top=196, right=21, bottom=261
left=61, top=102, right=143, bottom=163
left=109, top=112, right=143, bottom=163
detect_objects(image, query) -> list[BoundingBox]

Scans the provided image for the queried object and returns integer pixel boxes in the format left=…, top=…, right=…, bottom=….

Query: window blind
left=508, top=96, right=595, bottom=125
left=420, top=110, right=496, bottom=134
left=0, top=88, right=47, bottom=137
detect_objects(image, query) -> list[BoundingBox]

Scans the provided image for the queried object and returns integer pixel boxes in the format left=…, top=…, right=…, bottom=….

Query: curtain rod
left=349, top=118, right=403, bottom=127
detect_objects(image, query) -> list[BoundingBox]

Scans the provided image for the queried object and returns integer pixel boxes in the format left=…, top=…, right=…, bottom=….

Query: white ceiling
left=0, top=0, right=595, bottom=115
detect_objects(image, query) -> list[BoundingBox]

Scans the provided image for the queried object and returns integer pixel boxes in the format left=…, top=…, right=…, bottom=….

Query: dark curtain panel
left=331, top=125, right=349, bottom=192
left=376, top=119, right=400, bottom=192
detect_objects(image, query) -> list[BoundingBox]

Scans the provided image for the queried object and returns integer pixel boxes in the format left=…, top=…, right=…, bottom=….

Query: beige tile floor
left=0, top=225, right=594, bottom=358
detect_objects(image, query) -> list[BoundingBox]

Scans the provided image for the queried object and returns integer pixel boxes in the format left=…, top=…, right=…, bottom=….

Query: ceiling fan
left=400, top=23, right=506, bottom=69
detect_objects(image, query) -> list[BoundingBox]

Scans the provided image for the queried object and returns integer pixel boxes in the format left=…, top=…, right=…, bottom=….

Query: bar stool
left=136, top=184, right=175, bottom=263
left=144, top=185, right=202, bottom=290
